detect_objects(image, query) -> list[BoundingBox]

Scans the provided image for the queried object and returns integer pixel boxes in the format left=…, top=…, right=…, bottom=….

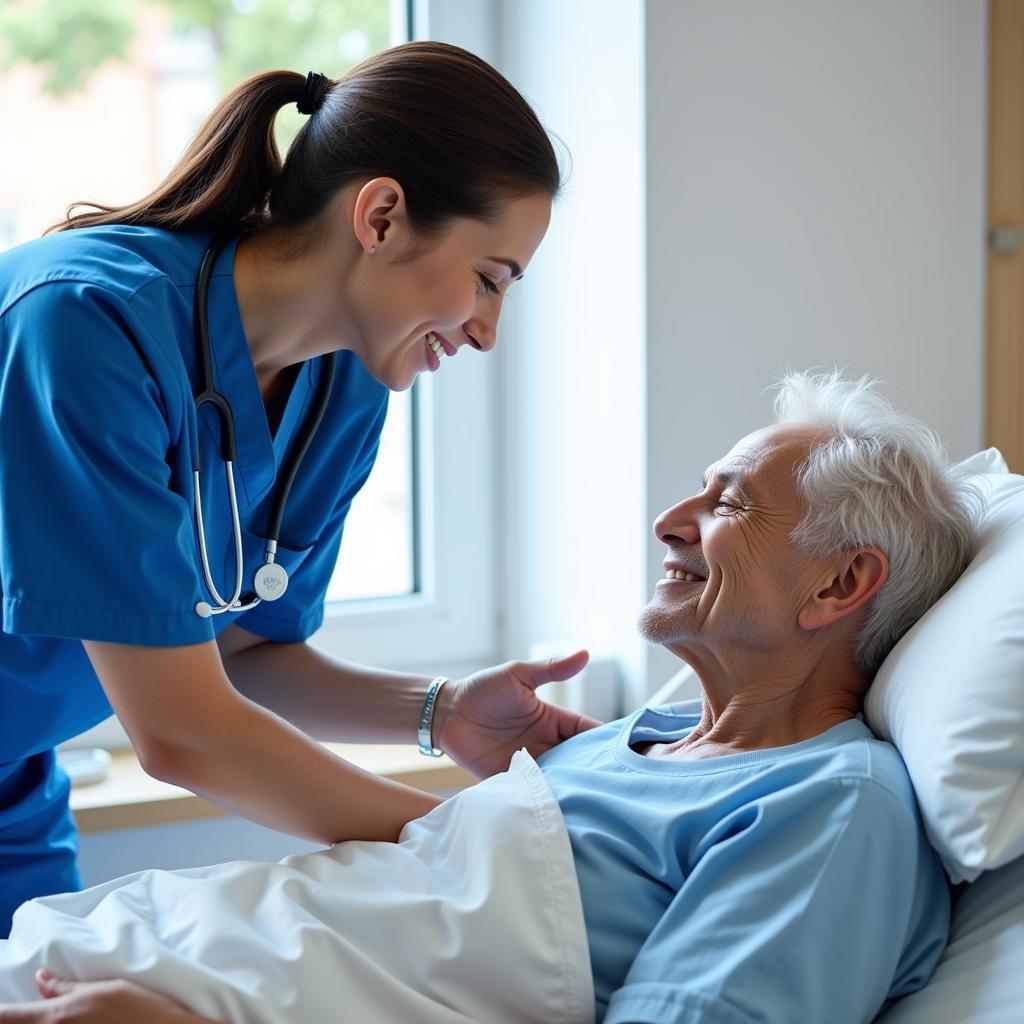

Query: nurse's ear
left=351, top=177, right=408, bottom=255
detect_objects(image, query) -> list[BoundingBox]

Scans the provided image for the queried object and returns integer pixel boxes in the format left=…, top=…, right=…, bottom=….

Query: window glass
left=328, top=387, right=416, bottom=601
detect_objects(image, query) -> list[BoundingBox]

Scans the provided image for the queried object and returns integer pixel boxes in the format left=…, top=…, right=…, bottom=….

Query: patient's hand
left=436, top=650, right=601, bottom=778
left=0, top=970, right=220, bottom=1023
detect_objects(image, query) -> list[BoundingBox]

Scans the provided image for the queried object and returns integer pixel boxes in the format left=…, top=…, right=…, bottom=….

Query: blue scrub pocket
left=224, top=529, right=324, bottom=642
left=244, top=528, right=314, bottom=592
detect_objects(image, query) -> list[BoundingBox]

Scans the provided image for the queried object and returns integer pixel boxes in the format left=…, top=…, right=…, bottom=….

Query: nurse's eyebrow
left=489, top=257, right=524, bottom=280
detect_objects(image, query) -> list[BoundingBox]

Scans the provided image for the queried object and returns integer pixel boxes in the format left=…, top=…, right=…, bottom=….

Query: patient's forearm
left=222, top=638, right=442, bottom=743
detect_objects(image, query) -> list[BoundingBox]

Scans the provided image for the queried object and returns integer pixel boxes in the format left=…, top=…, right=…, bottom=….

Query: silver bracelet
left=417, top=677, right=449, bottom=757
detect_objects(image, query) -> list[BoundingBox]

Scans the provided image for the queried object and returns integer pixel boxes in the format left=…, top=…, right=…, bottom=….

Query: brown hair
left=50, top=41, right=561, bottom=236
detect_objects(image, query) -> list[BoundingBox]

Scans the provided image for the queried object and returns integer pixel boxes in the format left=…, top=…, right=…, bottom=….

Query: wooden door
left=988, top=0, right=1024, bottom=471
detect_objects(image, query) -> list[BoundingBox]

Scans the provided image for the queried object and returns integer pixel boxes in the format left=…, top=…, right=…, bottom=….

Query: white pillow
left=865, top=448, right=1024, bottom=883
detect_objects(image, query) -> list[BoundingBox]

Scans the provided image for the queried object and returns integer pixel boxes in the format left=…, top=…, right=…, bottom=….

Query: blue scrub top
left=0, top=225, right=389, bottom=763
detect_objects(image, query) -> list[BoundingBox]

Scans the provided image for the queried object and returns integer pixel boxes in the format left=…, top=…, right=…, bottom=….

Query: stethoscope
left=191, top=238, right=336, bottom=619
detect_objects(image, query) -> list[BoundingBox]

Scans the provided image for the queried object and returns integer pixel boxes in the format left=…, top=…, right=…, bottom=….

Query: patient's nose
left=653, top=498, right=701, bottom=545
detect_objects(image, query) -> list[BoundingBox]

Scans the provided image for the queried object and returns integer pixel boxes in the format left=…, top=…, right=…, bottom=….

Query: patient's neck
left=640, top=646, right=867, bottom=761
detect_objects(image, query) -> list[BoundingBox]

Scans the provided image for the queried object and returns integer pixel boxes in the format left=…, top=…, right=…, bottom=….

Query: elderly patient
left=0, top=371, right=979, bottom=1024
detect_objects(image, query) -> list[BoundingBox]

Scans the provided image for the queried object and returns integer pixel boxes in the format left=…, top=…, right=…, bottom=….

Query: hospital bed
left=650, top=447, right=1024, bottom=1024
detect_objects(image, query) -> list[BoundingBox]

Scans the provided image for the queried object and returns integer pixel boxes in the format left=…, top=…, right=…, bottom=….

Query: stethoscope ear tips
left=195, top=601, right=214, bottom=619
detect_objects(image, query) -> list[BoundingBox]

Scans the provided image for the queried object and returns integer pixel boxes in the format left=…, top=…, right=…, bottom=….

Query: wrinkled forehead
left=712, top=423, right=831, bottom=497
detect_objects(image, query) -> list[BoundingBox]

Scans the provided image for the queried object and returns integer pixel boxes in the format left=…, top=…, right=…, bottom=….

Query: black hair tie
left=297, top=71, right=330, bottom=116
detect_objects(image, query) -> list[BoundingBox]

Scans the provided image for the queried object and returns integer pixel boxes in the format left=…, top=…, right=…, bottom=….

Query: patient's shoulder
left=775, top=720, right=920, bottom=817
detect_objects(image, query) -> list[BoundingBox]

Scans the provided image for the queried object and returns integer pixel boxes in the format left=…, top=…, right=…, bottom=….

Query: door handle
left=988, top=227, right=1023, bottom=253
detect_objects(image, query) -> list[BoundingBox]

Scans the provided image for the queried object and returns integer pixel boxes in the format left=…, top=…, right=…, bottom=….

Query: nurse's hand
left=435, top=650, right=601, bottom=778
left=0, top=969, right=220, bottom=1023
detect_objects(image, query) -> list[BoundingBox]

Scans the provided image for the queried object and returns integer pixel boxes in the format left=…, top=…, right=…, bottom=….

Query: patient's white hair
left=772, top=370, right=982, bottom=676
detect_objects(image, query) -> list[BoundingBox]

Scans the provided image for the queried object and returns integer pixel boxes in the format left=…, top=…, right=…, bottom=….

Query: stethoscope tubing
left=193, top=463, right=256, bottom=613
left=192, top=237, right=335, bottom=618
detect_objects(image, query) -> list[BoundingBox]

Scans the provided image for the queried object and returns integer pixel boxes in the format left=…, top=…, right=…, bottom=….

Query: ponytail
left=51, top=42, right=561, bottom=238
left=51, top=71, right=305, bottom=234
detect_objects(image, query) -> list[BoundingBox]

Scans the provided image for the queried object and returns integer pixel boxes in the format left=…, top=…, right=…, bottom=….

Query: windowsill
left=69, top=744, right=473, bottom=834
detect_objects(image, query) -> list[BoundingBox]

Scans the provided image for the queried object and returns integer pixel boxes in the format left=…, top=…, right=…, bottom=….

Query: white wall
left=498, top=0, right=987, bottom=701
left=642, top=0, right=987, bottom=687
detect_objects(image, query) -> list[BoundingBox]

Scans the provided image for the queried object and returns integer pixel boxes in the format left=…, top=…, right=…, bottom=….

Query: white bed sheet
left=876, top=855, right=1024, bottom=1023
left=0, top=750, right=594, bottom=1024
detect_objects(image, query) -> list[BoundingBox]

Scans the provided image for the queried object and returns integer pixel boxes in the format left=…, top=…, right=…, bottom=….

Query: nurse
left=0, top=40, right=595, bottom=937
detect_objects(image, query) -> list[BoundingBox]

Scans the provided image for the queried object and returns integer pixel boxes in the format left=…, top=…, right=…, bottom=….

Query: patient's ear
left=798, top=547, right=889, bottom=631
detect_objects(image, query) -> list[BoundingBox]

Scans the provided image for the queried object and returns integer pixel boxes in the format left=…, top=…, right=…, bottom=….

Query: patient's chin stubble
left=636, top=603, right=693, bottom=645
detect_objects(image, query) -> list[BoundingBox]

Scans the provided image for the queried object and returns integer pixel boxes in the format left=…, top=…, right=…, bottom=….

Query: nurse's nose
left=462, top=312, right=498, bottom=352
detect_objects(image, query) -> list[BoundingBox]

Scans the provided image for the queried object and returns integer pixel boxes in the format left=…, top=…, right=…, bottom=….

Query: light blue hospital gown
left=539, top=699, right=949, bottom=1024
left=0, top=225, right=388, bottom=935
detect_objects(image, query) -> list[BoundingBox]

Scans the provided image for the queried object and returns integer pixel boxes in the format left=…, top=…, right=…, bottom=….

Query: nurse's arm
left=215, top=624, right=451, bottom=743
left=82, top=639, right=443, bottom=845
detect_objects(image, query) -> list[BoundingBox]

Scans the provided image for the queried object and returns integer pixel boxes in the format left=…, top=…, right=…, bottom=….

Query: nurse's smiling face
left=343, top=179, right=552, bottom=391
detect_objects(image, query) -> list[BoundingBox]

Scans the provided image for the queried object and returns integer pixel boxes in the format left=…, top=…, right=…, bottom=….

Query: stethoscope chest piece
left=254, top=561, right=289, bottom=601
left=194, top=560, right=287, bottom=619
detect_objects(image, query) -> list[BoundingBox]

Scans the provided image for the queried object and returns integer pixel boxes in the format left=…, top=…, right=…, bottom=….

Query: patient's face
left=638, top=423, right=833, bottom=662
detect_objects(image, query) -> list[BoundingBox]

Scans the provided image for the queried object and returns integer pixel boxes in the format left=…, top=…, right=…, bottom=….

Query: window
left=328, top=388, right=415, bottom=602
